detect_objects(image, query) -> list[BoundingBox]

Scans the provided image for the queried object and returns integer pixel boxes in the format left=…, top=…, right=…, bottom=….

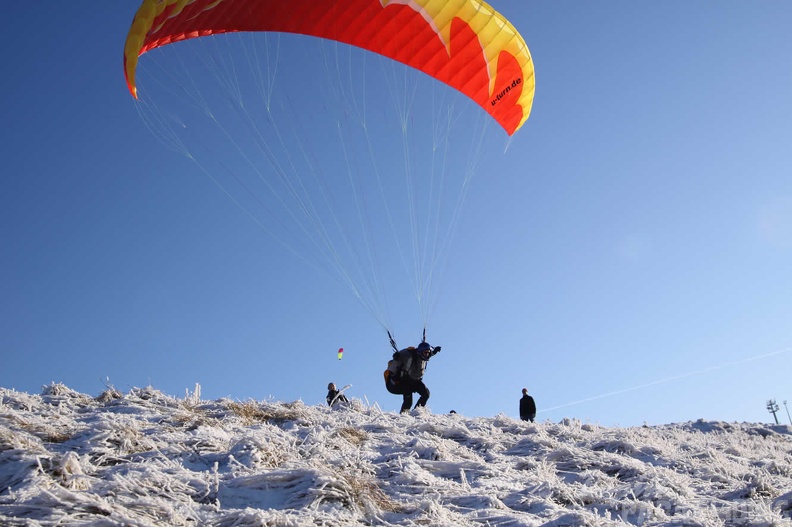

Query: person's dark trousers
left=399, top=379, right=430, bottom=413
left=386, top=379, right=429, bottom=413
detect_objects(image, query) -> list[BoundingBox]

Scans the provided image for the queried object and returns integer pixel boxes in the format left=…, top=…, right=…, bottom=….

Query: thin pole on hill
left=784, top=400, right=792, bottom=425
left=766, top=399, right=780, bottom=424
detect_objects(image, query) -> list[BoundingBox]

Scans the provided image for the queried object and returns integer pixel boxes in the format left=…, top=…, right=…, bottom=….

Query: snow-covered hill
left=1, top=384, right=790, bottom=526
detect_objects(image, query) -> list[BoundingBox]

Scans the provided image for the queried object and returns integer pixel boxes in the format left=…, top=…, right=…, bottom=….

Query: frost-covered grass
left=1, top=383, right=790, bottom=526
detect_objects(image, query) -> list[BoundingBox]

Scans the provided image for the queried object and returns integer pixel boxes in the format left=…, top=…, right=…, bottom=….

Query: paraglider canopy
left=338, top=348, right=344, bottom=361
left=123, top=0, right=534, bottom=135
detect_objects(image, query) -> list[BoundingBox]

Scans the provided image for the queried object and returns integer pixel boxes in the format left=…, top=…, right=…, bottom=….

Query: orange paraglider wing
left=123, top=0, right=534, bottom=135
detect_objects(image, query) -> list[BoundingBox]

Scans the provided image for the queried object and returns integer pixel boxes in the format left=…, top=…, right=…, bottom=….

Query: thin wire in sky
left=539, top=347, right=792, bottom=414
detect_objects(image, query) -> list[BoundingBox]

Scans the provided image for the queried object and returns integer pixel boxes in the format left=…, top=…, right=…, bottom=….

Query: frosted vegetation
left=1, top=383, right=790, bottom=526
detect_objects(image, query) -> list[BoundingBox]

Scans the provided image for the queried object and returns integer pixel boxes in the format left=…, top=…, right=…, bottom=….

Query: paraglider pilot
left=384, top=341, right=441, bottom=413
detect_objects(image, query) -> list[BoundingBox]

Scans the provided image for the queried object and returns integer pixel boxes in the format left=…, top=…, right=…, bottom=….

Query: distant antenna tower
left=784, top=400, right=792, bottom=425
left=767, top=399, right=780, bottom=424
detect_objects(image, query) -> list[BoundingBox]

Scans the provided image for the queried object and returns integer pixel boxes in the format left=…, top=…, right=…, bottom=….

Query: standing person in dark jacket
left=384, top=341, right=441, bottom=413
left=326, top=382, right=348, bottom=406
left=519, top=388, right=536, bottom=422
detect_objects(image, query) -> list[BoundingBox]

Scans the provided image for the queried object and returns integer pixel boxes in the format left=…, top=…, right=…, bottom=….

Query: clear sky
left=2, top=2, right=791, bottom=427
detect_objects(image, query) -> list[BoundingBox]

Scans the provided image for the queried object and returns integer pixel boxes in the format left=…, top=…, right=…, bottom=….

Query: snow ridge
left=1, top=383, right=791, bottom=526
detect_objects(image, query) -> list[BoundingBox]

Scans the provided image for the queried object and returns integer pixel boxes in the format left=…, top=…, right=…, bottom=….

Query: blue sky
left=2, top=2, right=791, bottom=427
